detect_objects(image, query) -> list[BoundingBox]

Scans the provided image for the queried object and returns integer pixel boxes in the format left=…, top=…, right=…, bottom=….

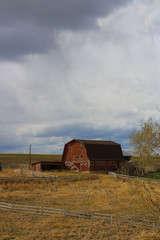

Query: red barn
left=62, top=139, right=124, bottom=172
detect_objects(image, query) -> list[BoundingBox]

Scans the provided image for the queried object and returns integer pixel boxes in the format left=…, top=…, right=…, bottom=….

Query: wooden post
left=29, top=144, right=32, bottom=170
left=63, top=206, right=66, bottom=216
left=24, top=176, right=26, bottom=184
left=41, top=206, right=44, bottom=215
left=91, top=213, right=94, bottom=220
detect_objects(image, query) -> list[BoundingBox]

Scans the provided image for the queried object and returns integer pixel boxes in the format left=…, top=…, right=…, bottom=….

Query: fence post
left=24, top=176, right=26, bottom=184
left=63, top=206, right=66, bottom=216
left=41, top=206, right=44, bottom=215
left=91, top=213, right=94, bottom=220
left=152, top=222, right=155, bottom=228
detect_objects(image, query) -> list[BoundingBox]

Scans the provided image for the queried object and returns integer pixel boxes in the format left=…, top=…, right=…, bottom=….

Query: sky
left=0, top=0, right=160, bottom=154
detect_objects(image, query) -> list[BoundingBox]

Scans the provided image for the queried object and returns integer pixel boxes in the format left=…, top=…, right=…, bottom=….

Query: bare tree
left=134, top=180, right=160, bottom=221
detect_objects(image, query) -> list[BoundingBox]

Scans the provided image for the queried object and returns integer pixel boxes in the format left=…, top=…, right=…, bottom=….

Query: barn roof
left=74, top=139, right=124, bottom=161
left=75, top=139, right=120, bottom=145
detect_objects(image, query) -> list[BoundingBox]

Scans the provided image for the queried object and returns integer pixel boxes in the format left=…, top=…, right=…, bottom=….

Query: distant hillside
left=0, top=154, right=62, bottom=168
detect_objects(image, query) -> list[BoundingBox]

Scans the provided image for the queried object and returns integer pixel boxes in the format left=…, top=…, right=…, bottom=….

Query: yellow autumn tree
left=129, top=118, right=160, bottom=170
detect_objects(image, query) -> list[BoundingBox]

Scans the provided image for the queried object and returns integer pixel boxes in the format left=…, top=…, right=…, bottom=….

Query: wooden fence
left=0, top=202, right=159, bottom=229
left=18, top=169, right=99, bottom=182
left=0, top=170, right=99, bottom=184
left=108, top=172, right=160, bottom=183
left=0, top=176, right=45, bottom=184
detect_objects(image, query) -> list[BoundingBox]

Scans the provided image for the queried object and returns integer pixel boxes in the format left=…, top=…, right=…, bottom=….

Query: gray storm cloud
left=0, top=0, right=129, bottom=60
left=0, top=0, right=129, bottom=27
left=0, top=0, right=160, bottom=153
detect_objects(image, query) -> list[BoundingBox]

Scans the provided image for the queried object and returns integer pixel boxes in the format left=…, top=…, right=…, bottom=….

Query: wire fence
left=0, top=202, right=159, bottom=229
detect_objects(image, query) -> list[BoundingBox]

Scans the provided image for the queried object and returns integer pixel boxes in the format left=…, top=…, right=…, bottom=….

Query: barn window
left=84, top=162, right=86, bottom=165
left=80, top=143, right=83, bottom=147
left=65, top=162, right=68, bottom=166
left=90, top=161, right=94, bottom=165
left=80, top=162, right=83, bottom=165
left=68, top=162, right=71, bottom=166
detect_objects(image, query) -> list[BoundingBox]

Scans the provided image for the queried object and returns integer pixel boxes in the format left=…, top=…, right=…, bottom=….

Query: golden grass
left=0, top=169, right=21, bottom=177
left=0, top=170, right=160, bottom=239
left=1, top=212, right=159, bottom=240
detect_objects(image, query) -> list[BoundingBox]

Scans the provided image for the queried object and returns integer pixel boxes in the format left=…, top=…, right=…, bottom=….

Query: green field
left=0, top=154, right=62, bottom=168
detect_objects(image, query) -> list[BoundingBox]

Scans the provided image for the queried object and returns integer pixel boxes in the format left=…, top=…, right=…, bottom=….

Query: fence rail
left=0, top=202, right=159, bottom=229
left=108, top=172, right=160, bottom=183
left=0, top=170, right=99, bottom=184
left=0, top=176, right=46, bottom=184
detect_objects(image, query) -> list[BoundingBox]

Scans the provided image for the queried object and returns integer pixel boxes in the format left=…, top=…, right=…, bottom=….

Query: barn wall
left=32, top=162, right=42, bottom=171
left=63, top=140, right=89, bottom=171
left=90, top=160, right=119, bottom=171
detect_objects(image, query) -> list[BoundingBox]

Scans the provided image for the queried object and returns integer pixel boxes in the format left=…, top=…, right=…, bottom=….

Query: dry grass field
left=0, top=169, right=160, bottom=239
left=0, top=154, right=62, bottom=168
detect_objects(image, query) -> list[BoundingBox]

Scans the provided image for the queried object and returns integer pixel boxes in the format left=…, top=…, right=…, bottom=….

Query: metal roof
left=72, top=139, right=123, bottom=161
left=75, top=139, right=120, bottom=145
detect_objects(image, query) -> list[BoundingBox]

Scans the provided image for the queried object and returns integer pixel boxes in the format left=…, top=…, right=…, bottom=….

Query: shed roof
left=32, top=161, right=62, bottom=166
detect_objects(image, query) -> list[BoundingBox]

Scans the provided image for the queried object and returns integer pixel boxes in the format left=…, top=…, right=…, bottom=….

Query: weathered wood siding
left=32, top=162, right=41, bottom=171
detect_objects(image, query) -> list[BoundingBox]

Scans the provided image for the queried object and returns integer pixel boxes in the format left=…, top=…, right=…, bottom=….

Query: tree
left=133, top=180, right=160, bottom=221
left=130, top=118, right=160, bottom=221
left=129, top=118, right=160, bottom=169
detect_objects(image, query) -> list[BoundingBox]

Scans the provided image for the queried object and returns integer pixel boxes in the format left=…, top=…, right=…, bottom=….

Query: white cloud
left=0, top=0, right=160, bottom=153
